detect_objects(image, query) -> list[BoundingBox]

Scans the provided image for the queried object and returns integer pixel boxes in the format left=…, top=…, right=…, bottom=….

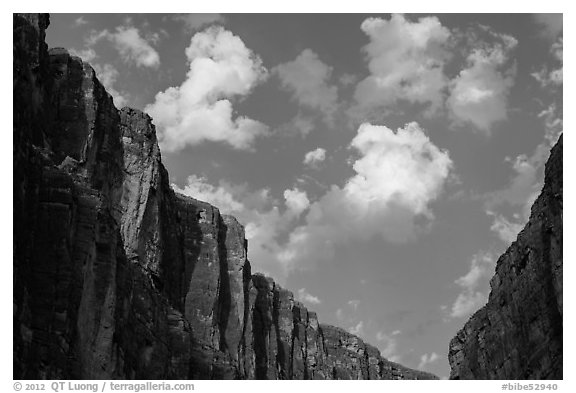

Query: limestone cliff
left=448, top=136, right=563, bottom=379
left=13, top=14, right=437, bottom=380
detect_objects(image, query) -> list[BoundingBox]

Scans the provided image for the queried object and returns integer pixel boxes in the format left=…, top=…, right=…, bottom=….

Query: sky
left=45, top=12, right=563, bottom=378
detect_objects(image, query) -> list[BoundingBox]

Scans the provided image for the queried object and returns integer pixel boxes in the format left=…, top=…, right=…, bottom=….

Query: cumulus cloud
left=418, top=352, right=440, bottom=370
left=89, top=25, right=160, bottom=68
left=284, top=188, right=310, bottom=216
left=352, top=14, right=451, bottom=118
left=145, top=26, right=269, bottom=152
left=278, top=122, right=452, bottom=271
left=174, top=122, right=451, bottom=275
left=450, top=251, right=495, bottom=318
left=446, top=30, right=517, bottom=133
left=297, top=288, right=321, bottom=305
left=303, top=147, right=327, bottom=167
left=172, top=14, right=225, bottom=32
left=274, top=49, right=339, bottom=123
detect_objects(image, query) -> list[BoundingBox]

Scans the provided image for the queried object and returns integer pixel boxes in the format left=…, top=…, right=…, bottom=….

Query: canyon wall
left=13, top=13, right=437, bottom=380
left=448, top=136, right=563, bottom=379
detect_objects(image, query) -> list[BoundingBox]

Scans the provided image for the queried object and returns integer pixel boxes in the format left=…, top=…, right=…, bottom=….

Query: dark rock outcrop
left=13, top=13, right=437, bottom=380
left=448, top=136, right=563, bottom=379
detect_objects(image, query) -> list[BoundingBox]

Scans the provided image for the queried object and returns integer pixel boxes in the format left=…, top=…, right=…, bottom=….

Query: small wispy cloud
left=450, top=251, right=495, bottom=318
left=349, top=320, right=365, bottom=336
left=303, top=148, right=326, bottom=167
left=347, top=299, right=361, bottom=310
left=73, top=16, right=88, bottom=27
left=447, top=27, right=518, bottom=133
left=297, top=288, right=321, bottom=305
left=274, top=49, right=339, bottom=124
left=418, top=352, right=439, bottom=370
left=376, top=330, right=400, bottom=361
left=171, top=14, right=225, bottom=33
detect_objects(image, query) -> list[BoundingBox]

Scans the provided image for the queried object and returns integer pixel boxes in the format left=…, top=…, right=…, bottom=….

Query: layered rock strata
left=448, top=136, right=563, bottom=379
left=13, top=13, right=437, bottom=380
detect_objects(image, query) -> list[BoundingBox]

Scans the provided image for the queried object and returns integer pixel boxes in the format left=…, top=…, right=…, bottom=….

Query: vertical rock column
left=448, top=136, right=562, bottom=380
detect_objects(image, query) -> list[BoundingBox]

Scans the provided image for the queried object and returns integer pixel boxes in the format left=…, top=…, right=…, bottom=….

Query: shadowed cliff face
left=13, top=13, right=437, bottom=380
left=449, top=136, right=563, bottom=380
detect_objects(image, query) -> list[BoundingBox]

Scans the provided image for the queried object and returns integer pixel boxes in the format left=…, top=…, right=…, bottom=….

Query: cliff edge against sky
left=13, top=13, right=437, bottom=380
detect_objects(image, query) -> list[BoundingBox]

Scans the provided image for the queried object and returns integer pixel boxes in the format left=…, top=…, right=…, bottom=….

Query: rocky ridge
left=13, top=13, right=437, bottom=380
left=448, top=136, right=563, bottom=379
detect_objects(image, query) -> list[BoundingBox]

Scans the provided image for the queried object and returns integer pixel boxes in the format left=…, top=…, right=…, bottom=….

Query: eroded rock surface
left=448, top=136, right=563, bottom=379
left=13, top=13, right=437, bottom=380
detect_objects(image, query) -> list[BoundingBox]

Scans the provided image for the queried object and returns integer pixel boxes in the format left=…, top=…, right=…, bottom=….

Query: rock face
left=448, top=136, right=563, bottom=379
left=13, top=14, right=437, bottom=380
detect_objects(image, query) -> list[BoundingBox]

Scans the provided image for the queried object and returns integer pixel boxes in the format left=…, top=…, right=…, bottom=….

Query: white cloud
left=485, top=120, right=560, bottom=244
left=532, top=37, right=563, bottom=88
left=74, top=16, right=88, bottom=27
left=450, top=251, right=495, bottom=318
left=483, top=93, right=561, bottom=244
left=112, top=26, right=160, bottom=68
left=172, top=14, right=225, bottom=32
left=349, top=320, right=365, bottom=336
left=376, top=330, right=399, bottom=361
left=69, top=47, right=97, bottom=63
left=145, top=26, right=269, bottom=152
left=487, top=211, right=524, bottom=244
left=278, top=122, right=452, bottom=271
left=352, top=14, right=451, bottom=118
left=297, top=288, right=321, bottom=305
left=274, top=49, right=339, bottom=123
left=92, top=63, right=130, bottom=108
left=69, top=47, right=130, bottom=108
left=174, top=122, right=451, bottom=276
left=173, top=175, right=310, bottom=280
left=284, top=188, right=310, bottom=216
left=418, top=352, right=439, bottom=370
left=303, top=147, right=327, bottom=167
left=174, top=175, right=245, bottom=213
left=90, top=26, right=160, bottom=68
left=451, top=292, right=486, bottom=319
left=447, top=31, right=517, bottom=133
left=539, top=103, right=563, bottom=144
